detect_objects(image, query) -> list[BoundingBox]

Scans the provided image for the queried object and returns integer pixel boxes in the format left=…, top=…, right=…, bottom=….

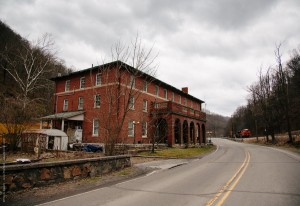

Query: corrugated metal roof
left=41, top=111, right=85, bottom=120
left=23, top=129, right=68, bottom=137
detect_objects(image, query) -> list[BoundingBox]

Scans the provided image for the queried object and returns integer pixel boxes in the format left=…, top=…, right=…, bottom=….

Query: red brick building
left=42, top=61, right=206, bottom=146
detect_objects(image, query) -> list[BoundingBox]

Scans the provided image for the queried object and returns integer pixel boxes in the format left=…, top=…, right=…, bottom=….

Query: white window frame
left=164, top=89, right=168, bottom=99
left=80, top=77, right=85, bottom=89
left=96, top=73, right=101, bottom=86
left=93, top=119, right=99, bottom=136
left=155, top=85, right=159, bottom=96
left=130, top=75, right=135, bottom=88
left=142, top=121, right=147, bottom=137
left=129, top=95, right=134, bottom=110
left=94, top=94, right=100, bottom=108
left=63, top=99, right=68, bottom=111
left=128, top=120, right=134, bottom=137
left=143, top=81, right=148, bottom=92
left=143, top=100, right=148, bottom=112
left=65, top=80, right=70, bottom=92
left=78, top=97, right=84, bottom=110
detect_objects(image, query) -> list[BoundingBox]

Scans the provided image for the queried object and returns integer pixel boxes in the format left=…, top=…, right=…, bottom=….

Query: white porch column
left=61, top=119, right=65, bottom=131
left=40, top=120, right=43, bottom=129
left=50, top=120, right=53, bottom=129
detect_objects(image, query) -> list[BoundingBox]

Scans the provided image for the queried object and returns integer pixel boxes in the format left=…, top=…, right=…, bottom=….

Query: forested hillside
left=0, top=20, right=72, bottom=150
left=206, top=111, right=229, bottom=137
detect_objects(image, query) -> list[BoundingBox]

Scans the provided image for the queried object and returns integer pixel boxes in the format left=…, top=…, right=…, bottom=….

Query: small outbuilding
left=21, top=129, right=69, bottom=152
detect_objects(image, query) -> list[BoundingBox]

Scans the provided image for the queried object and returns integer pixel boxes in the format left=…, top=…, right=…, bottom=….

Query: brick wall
left=51, top=62, right=206, bottom=145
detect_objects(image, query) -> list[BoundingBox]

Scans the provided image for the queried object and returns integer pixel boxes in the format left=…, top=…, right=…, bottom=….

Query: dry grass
left=243, top=133, right=300, bottom=154
left=1, top=151, right=104, bottom=164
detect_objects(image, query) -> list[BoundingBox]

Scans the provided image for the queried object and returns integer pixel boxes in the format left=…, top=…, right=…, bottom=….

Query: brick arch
left=156, top=118, right=168, bottom=144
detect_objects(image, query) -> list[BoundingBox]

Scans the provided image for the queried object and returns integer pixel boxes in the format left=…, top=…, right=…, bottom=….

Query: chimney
left=182, top=87, right=188, bottom=94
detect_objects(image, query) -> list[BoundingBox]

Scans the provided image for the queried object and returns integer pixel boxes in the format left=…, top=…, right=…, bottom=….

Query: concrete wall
left=0, top=155, right=130, bottom=193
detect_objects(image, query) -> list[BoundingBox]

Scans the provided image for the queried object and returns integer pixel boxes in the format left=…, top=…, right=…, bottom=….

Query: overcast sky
left=1, top=0, right=299, bottom=116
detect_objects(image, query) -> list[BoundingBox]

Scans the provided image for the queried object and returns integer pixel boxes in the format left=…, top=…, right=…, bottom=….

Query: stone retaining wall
left=0, top=155, right=130, bottom=194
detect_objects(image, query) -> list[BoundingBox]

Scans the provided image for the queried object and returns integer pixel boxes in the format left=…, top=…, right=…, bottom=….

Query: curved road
left=39, top=138, right=300, bottom=206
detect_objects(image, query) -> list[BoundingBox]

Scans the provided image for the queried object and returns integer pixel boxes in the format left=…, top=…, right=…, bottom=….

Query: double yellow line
left=206, top=151, right=251, bottom=206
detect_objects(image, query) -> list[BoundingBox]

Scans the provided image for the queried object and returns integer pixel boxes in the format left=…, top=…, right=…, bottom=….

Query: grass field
left=138, top=145, right=216, bottom=158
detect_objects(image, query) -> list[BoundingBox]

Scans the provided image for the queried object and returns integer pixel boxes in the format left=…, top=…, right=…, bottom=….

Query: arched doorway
left=183, top=120, right=188, bottom=144
left=156, top=118, right=168, bottom=144
left=174, top=119, right=181, bottom=144
left=190, top=122, right=195, bottom=144
left=201, top=124, right=206, bottom=143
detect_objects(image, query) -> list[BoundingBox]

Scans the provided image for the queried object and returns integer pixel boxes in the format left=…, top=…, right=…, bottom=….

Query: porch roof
left=41, top=111, right=84, bottom=120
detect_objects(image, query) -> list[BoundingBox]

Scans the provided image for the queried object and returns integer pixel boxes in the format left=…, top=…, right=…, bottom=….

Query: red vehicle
left=239, top=129, right=251, bottom=138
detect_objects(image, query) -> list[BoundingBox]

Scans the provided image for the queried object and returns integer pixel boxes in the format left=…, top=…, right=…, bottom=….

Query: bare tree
left=87, top=35, right=158, bottom=155
left=0, top=34, right=56, bottom=109
left=0, top=34, right=58, bottom=150
left=248, top=67, right=277, bottom=143
left=273, top=44, right=293, bottom=142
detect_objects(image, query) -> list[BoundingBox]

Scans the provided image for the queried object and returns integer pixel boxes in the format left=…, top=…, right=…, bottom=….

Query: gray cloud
left=1, top=0, right=299, bottom=116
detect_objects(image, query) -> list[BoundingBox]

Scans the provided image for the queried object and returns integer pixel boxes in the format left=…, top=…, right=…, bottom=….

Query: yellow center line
left=206, top=152, right=251, bottom=206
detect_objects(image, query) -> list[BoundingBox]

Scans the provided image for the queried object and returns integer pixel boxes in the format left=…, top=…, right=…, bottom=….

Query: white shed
left=22, top=129, right=69, bottom=151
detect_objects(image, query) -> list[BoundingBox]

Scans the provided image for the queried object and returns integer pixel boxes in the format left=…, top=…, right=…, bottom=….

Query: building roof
left=51, top=60, right=205, bottom=104
left=22, top=129, right=68, bottom=137
left=41, top=111, right=85, bottom=120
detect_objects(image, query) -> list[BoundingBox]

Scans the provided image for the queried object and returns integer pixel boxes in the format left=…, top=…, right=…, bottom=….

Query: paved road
left=39, top=138, right=300, bottom=206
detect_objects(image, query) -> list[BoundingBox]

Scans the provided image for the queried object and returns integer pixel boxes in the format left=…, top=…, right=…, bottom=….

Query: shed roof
left=22, top=129, right=68, bottom=137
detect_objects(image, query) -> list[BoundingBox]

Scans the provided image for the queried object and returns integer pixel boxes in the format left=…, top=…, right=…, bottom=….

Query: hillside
left=0, top=20, right=71, bottom=116
left=206, top=111, right=229, bottom=137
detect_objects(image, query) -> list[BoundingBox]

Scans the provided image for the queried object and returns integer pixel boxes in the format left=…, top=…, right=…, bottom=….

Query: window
left=178, top=95, right=181, bottom=104
left=184, top=98, right=187, bottom=106
left=143, top=100, right=147, bottom=112
left=96, top=73, right=101, bottom=85
left=172, top=92, right=175, bottom=102
left=94, top=94, right=100, bottom=108
left=164, top=89, right=168, bottom=99
left=130, top=75, right=135, bottom=88
left=65, top=80, right=70, bottom=91
left=155, top=85, right=159, bottom=96
left=191, top=101, right=193, bottom=108
left=63, top=99, right=68, bottom=111
left=78, top=97, right=84, bottom=110
left=128, top=120, right=134, bottom=137
left=93, top=119, right=99, bottom=136
left=143, top=81, right=148, bottom=92
left=80, top=77, right=85, bottom=89
left=129, top=95, right=134, bottom=109
left=142, top=121, right=147, bottom=137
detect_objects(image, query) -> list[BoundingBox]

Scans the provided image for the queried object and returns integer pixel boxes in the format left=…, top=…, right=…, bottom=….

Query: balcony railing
left=152, top=101, right=206, bottom=120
